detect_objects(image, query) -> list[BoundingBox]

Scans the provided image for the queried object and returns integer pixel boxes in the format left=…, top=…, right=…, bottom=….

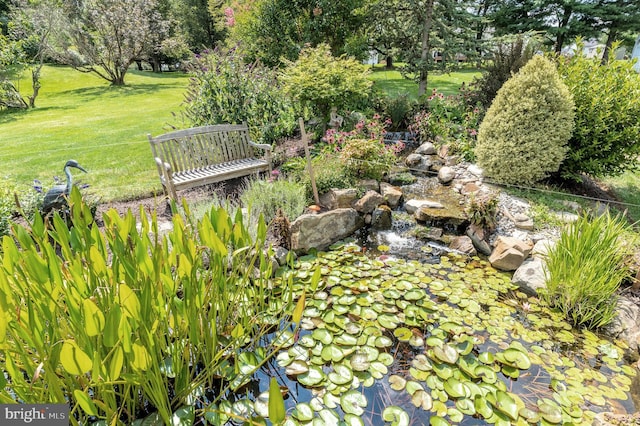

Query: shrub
left=323, top=115, right=402, bottom=181
left=474, top=56, right=575, bottom=185
left=184, top=46, right=297, bottom=144
left=282, top=155, right=356, bottom=199
left=555, top=41, right=640, bottom=180
left=280, top=44, right=373, bottom=125
left=466, top=191, right=499, bottom=231
left=542, top=212, right=634, bottom=329
left=240, top=177, right=307, bottom=225
left=377, top=93, right=415, bottom=131
left=408, top=90, right=481, bottom=161
left=0, top=186, right=14, bottom=238
left=466, top=36, right=536, bottom=109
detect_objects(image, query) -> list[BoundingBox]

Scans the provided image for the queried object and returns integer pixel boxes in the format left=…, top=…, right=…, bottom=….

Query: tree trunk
left=418, top=0, right=435, bottom=96
left=386, top=55, right=393, bottom=69
left=28, top=66, right=42, bottom=108
left=554, top=6, right=573, bottom=53
left=601, top=27, right=617, bottom=64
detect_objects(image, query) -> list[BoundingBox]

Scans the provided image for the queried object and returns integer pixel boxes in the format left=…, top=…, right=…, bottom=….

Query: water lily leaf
left=426, top=336, right=444, bottom=348
left=474, top=365, right=497, bottom=384
left=321, top=345, right=345, bottom=362
left=501, top=365, right=520, bottom=379
left=412, top=354, right=432, bottom=371
left=170, top=406, right=195, bottom=426
left=478, top=352, right=494, bottom=364
left=394, top=327, right=413, bottom=342
left=335, top=334, right=358, bottom=346
left=443, top=377, right=468, bottom=399
left=406, top=380, right=425, bottom=396
left=340, top=390, right=367, bottom=416
left=298, top=365, right=326, bottom=386
left=370, top=361, right=388, bottom=379
left=378, top=314, right=400, bottom=329
left=404, top=289, right=425, bottom=301
left=292, top=403, right=314, bottom=421
left=329, top=364, right=353, bottom=385
left=318, top=408, right=340, bottom=426
left=411, top=390, right=433, bottom=410
left=361, top=345, right=380, bottom=362
left=433, top=344, right=459, bottom=364
left=409, top=334, right=425, bottom=348
left=382, top=406, right=410, bottom=426
left=389, top=375, right=406, bottom=391
left=455, top=398, right=475, bottom=415
left=429, top=416, right=450, bottom=426
left=253, top=391, right=270, bottom=418
left=538, top=401, right=563, bottom=423
left=502, top=348, right=532, bottom=369
left=474, top=395, right=493, bottom=419
left=378, top=352, right=394, bottom=366
left=410, top=367, right=430, bottom=381
left=286, top=360, right=309, bottom=376
left=299, top=334, right=316, bottom=348
left=375, top=336, right=394, bottom=348
left=432, top=362, right=454, bottom=380
left=447, top=407, right=464, bottom=423
left=350, top=353, right=371, bottom=372
left=486, top=391, right=518, bottom=421
left=344, top=414, right=365, bottom=426
left=312, top=328, right=333, bottom=345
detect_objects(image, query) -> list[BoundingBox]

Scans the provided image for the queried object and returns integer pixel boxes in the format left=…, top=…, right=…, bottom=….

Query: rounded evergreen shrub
left=474, top=55, right=575, bottom=185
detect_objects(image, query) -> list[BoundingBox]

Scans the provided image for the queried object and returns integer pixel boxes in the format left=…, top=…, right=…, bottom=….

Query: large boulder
left=405, top=199, right=444, bottom=214
left=438, top=166, right=456, bottom=185
left=489, top=236, right=533, bottom=271
left=319, top=188, right=359, bottom=210
left=290, top=208, right=364, bottom=253
left=371, top=205, right=393, bottom=230
left=449, top=235, right=477, bottom=256
left=512, top=257, right=547, bottom=296
left=354, top=190, right=385, bottom=214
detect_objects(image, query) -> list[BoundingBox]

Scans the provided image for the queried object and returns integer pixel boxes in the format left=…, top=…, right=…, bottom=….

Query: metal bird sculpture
left=41, top=160, right=87, bottom=215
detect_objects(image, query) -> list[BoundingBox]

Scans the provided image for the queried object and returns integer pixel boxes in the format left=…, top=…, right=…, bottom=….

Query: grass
left=2, top=65, right=188, bottom=201
left=368, top=64, right=481, bottom=98
left=603, top=172, right=640, bottom=224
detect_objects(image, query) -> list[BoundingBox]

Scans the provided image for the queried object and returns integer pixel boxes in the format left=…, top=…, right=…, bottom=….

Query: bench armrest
left=154, top=157, right=178, bottom=200
left=248, top=141, right=272, bottom=151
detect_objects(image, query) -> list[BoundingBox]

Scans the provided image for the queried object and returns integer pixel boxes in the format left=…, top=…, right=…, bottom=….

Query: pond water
left=217, top=240, right=638, bottom=426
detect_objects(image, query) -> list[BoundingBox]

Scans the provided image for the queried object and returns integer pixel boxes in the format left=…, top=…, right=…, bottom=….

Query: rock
left=388, top=173, right=417, bottom=186
left=371, top=205, right=393, bottom=230
left=405, top=199, right=444, bottom=214
left=513, top=213, right=534, bottom=230
left=319, top=188, right=359, bottom=210
left=359, top=179, right=380, bottom=193
left=466, top=226, right=492, bottom=256
left=561, top=200, right=582, bottom=212
left=489, top=236, right=533, bottom=271
left=354, top=190, right=385, bottom=214
left=554, top=211, right=580, bottom=223
left=438, top=166, right=456, bottom=185
left=531, top=239, right=555, bottom=259
left=462, top=182, right=480, bottom=195
left=380, top=182, right=403, bottom=209
left=449, top=236, right=477, bottom=256
left=290, top=208, right=365, bottom=253
left=467, top=164, right=483, bottom=177
left=405, top=153, right=423, bottom=167
left=415, top=205, right=469, bottom=233
left=512, top=258, right=547, bottom=296
left=606, top=296, right=640, bottom=362
left=593, top=412, right=640, bottom=426
left=273, top=246, right=294, bottom=267
left=415, top=142, right=437, bottom=155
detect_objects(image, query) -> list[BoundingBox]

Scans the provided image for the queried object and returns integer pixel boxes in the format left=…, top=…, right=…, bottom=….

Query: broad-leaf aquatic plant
left=0, top=188, right=295, bottom=424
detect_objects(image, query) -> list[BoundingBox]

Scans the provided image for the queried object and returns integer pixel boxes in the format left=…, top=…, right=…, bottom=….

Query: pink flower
left=224, top=7, right=234, bottom=17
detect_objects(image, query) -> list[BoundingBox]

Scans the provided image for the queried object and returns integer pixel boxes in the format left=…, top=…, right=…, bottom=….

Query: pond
left=213, top=241, right=637, bottom=425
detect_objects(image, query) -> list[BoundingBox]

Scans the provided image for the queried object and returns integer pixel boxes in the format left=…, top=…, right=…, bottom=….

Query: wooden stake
left=299, top=117, right=320, bottom=206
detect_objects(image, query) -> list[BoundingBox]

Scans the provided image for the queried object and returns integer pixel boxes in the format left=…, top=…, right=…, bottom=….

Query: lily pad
left=291, top=403, right=314, bottom=421
left=411, top=390, right=433, bottom=410
left=340, top=390, right=367, bottom=416
left=389, top=375, right=407, bottom=391
left=286, top=360, right=309, bottom=376
left=382, top=406, right=410, bottom=426
left=298, top=365, right=326, bottom=387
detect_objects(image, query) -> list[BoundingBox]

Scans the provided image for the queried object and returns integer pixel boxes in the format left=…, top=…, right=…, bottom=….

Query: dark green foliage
left=466, top=36, right=536, bottom=109
left=376, top=93, right=415, bottom=131
left=466, top=191, right=499, bottom=231
left=556, top=44, right=640, bottom=180
left=475, top=55, right=574, bottom=184
left=240, top=178, right=307, bottom=225
left=184, top=46, right=296, bottom=144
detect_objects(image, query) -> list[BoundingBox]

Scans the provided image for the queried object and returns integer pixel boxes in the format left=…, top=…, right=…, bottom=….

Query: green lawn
left=2, top=65, right=188, bottom=201
left=603, top=172, right=640, bottom=223
left=368, top=65, right=480, bottom=98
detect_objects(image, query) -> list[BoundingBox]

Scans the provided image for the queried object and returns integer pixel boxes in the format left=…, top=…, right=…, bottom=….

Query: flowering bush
left=322, top=115, right=403, bottom=180
left=409, top=89, right=482, bottom=161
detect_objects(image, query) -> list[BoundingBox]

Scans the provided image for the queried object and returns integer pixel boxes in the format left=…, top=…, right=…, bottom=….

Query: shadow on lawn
left=57, top=82, right=186, bottom=100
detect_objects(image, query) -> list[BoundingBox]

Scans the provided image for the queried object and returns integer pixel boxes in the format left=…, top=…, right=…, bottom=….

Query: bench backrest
left=148, top=124, right=255, bottom=173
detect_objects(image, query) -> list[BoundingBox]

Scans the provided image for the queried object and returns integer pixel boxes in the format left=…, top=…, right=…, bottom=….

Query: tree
left=0, top=32, right=27, bottom=109
left=587, top=0, right=640, bottom=63
left=168, top=0, right=225, bottom=52
left=232, top=0, right=367, bottom=67
left=53, top=0, right=169, bottom=85
left=491, top=0, right=601, bottom=53
left=8, top=0, right=63, bottom=107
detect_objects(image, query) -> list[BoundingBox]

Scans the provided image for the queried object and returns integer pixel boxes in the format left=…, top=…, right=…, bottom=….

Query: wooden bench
left=148, top=123, right=272, bottom=201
